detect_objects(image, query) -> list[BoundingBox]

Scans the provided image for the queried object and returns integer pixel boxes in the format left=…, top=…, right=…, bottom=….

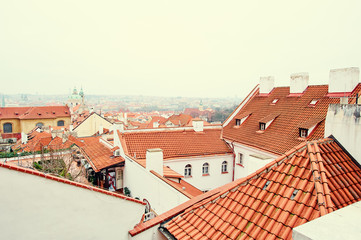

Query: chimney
left=259, top=76, right=275, bottom=94
left=290, top=72, right=309, bottom=94
left=99, top=124, right=103, bottom=135
left=146, top=149, right=163, bottom=176
left=113, top=122, right=124, bottom=141
left=21, top=132, right=27, bottom=144
left=329, top=67, right=359, bottom=93
left=192, top=119, right=204, bottom=132
left=153, top=121, right=159, bottom=128
left=124, top=113, right=128, bottom=125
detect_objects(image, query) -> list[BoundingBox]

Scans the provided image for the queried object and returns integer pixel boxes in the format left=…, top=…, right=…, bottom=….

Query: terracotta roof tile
left=76, top=136, right=124, bottom=172
left=130, top=138, right=361, bottom=239
left=120, top=128, right=232, bottom=160
left=0, top=106, right=70, bottom=120
left=223, top=84, right=361, bottom=155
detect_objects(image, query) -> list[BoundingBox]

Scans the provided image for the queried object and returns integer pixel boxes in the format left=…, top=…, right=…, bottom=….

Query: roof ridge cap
left=307, top=142, right=328, bottom=216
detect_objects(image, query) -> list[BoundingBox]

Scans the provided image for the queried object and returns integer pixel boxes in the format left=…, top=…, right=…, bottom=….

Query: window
left=259, top=122, right=266, bottom=131
left=36, top=123, right=44, bottom=128
left=309, top=99, right=319, bottom=106
left=3, top=123, right=12, bottom=133
left=222, top=161, right=228, bottom=173
left=57, top=120, right=65, bottom=126
left=184, top=164, right=192, bottom=177
left=202, top=163, right=209, bottom=175
left=235, top=119, right=241, bottom=126
left=299, top=128, right=308, bottom=138
left=271, top=99, right=279, bottom=104
left=239, top=153, right=244, bottom=165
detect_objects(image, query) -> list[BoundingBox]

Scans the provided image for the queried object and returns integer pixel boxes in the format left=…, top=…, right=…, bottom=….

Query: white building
left=222, top=67, right=361, bottom=180
left=0, top=161, right=145, bottom=240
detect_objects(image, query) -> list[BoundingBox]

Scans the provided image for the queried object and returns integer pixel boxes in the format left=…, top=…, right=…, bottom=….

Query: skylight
left=271, top=99, right=279, bottom=104
left=309, top=99, right=318, bottom=106
left=291, top=189, right=299, bottom=200
left=263, top=180, right=271, bottom=190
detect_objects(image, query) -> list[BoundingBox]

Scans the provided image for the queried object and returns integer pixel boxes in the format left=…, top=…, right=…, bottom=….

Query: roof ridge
left=313, top=142, right=336, bottom=213
left=307, top=142, right=328, bottom=216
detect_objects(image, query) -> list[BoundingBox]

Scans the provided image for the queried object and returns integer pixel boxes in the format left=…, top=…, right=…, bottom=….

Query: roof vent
left=37, top=113, right=41, bottom=116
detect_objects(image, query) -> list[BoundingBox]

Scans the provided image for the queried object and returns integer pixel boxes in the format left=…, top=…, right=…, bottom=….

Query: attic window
left=291, top=189, right=299, bottom=200
left=259, top=122, right=266, bottom=131
left=299, top=128, right=308, bottom=138
left=271, top=99, right=279, bottom=104
left=263, top=180, right=271, bottom=190
left=37, top=113, right=41, bottom=116
left=52, top=111, right=56, bottom=114
left=309, top=99, right=319, bottom=106
left=235, top=119, right=241, bottom=126
left=14, top=112, right=19, bottom=115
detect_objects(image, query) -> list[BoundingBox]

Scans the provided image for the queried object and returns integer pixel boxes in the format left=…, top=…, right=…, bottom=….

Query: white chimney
left=153, top=121, right=159, bottom=128
left=146, top=149, right=163, bottom=176
left=329, top=67, right=359, bottom=93
left=259, top=76, right=275, bottom=94
left=192, top=119, right=204, bottom=132
left=290, top=72, right=309, bottom=94
left=124, top=113, right=128, bottom=125
left=21, top=132, right=27, bottom=144
left=99, top=124, right=103, bottom=135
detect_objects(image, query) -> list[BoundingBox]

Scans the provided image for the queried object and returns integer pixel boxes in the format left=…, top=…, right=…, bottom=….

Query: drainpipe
left=230, top=141, right=236, bottom=182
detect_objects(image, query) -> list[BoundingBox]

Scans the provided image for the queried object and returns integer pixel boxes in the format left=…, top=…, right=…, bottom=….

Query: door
left=116, top=168, right=123, bottom=190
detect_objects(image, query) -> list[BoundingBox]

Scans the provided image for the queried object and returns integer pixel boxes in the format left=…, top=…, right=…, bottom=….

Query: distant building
left=0, top=106, right=71, bottom=139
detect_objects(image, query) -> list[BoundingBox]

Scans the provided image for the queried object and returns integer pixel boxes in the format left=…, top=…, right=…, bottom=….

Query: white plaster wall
left=164, top=154, right=234, bottom=192
left=0, top=167, right=145, bottom=240
left=325, top=104, right=361, bottom=165
left=123, top=157, right=190, bottom=215
left=74, top=113, right=113, bottom=137
left=226, top=140, right=278, bottom=180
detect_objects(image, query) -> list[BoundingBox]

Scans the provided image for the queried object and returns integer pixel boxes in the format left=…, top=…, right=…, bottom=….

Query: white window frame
left=299, top=128, right=308, bottom=138
left=184, top=164, right=192, bottom=177
left=202, top=163, right=209, bottom=175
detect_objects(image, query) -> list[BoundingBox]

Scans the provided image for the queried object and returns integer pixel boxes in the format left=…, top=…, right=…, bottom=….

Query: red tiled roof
left=77, top=136, right=124, bottom=172
left=131, top=138, right=361, bottom=239
left=151, top=170, right=203, bottom=198
left=223, top=84, right=361, bottom=155
left=0, top=106, right=70, bottom=120
left=0, top=162, right=145, bottom=205
left=119, top=128, right=232, bottom=160
left=167, top=114, right=193, bottom=126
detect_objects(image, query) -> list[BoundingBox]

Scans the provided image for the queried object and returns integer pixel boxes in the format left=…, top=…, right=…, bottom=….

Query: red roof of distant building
left=77, top=136, right=124, bottom=172
left=0, top=106, right=70, bottom=120
left=167, top=114, right=193, bottom=126
left=130, top=138, right=361, bottom=238
left=223, top=84, right=361, bottom=155
left=119, top=128, right=232, bottom=160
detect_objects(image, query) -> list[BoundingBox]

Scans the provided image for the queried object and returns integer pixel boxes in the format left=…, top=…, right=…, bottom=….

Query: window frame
left=3, top=122, right=13, bottom=133
left=57, top=120, right=65, bottom=126
left=239, top=153, right=244, bottom=166
left=184, top=164, right=192, bottom=177
left=202, top=163, right=209, bottom=175
left=221, top=161, right=228, bottom=173
left=259, top=122, right=266, bottom=131
left=36, top=122, right=44, bottom=128
left=299, top=128, right=308, bottom=138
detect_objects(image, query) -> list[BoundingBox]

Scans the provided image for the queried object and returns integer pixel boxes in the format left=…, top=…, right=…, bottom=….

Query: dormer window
left=234, top=112, right=251, bottom=127
left=271, top=99, right=279, bottom=105
left=259, top=122, right=266, bottom=131
left=299, top=128, right=308, bottom=138
left=257, top=113, right=279, bottom=132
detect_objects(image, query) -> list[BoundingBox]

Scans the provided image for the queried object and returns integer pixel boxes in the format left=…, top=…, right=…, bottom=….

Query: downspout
left=230, top=141, right=236, bottom=182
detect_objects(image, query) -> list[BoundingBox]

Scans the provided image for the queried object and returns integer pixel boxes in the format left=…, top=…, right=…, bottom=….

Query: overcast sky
left=1, top=1, right=360, bottom=98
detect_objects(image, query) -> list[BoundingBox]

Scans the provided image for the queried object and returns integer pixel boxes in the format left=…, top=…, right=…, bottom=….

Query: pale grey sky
left=0, top=1, right=360, bottom=98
